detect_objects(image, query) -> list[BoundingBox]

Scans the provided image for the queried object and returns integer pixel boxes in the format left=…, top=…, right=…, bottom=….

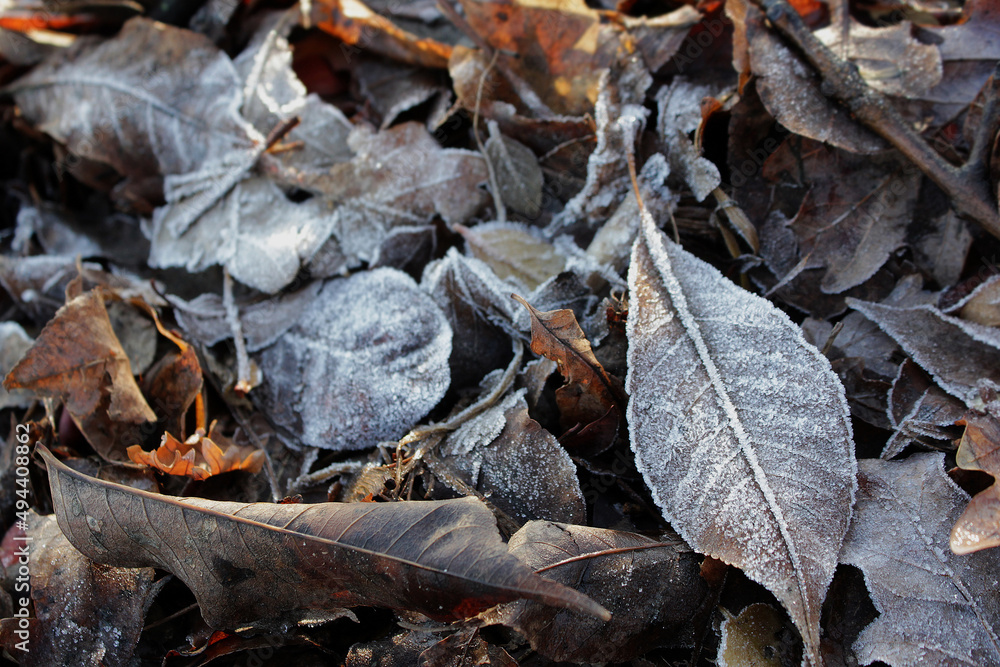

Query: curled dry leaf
left=481, top=521, right=707, bottom=663
left=951, top=412, right=1000, bottom=555
left=39, top=445, right=609, bottom=628
left=627, top=208, right=856, bottom=666
left=512, top=293, right=625, bottom=452
left=20, top=512, right=165, bottom=667
left=846, top=297, right=1000, bottom=406
left=3, top=288, right=156, bottom=461
left=840, top=454, right=1000, bottom=666
left=256, top=268, right=452, bottom=451
left=127, top=422, right=264, bottom=481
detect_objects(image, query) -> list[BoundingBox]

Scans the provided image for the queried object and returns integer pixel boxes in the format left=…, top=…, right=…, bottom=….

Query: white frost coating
left=841, top=454, right=1000, bottom=666
left=655, top=80, right=722, bottom=202
left=626, top=208, right=856, bottom=667
left=846, top=298, right=1000, bottom=407
left=255, top=268, right=451, bottom=451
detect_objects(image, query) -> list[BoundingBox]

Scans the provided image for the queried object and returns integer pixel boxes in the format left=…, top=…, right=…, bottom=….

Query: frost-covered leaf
left=846, top=297, right=1000, bottom=407
left=7, top=18, right=261, bottom=212
left=149, top=176, right=336, bottom=294
left=946, top=275, right=1000, bottom=327
left=481, top=521, right=707, bottom=663
left=840, top=454, right=1000, bottom=666
left=951, top=412, right=1000, bottom=555
left=882, top=359, right=965, bottom=459
left=627, top=208, right=856, bottom=666
left=459, top=222, right=565, bottom=293
left=434, top=390, right=585, bottom=525
left=656, top=80, right=723, bottom=202
left=255, top=268, right=451, bottom=451
left=0, top=322, right=34, bottom=410
left=484, top=121, right=543, bottom=218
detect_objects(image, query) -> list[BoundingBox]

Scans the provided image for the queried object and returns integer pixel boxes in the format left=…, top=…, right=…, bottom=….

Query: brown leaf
left=459, top=223, right=566, bottom=292
left=127, top=422, right=264, bottom=481
left=511, top=293, right=624, bottom=449
left=717, top=603, right=789, bottom=667
left=17, top=512, right=165, bottom=667
left=482, top=521, right=707, bottom=662
left=39, top=445, right=609, bottom=628
left=951, top=412, right=1000, bottom=554
left=4, top=288, right=156, bottom=461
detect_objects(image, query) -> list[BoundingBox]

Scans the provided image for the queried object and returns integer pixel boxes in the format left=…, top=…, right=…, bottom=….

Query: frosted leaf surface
left=484, top=121, right=544, bottom=218
left=0, top=322, right=34, bottom=410
left=840, top=454, right=1000, bottom=666
left=459, top=221, right=566, bottom=293
left=436, top=391, right=585, bottom=525
left=846, top=298, right=1000, bottom=406
left=255, top=268, right=451, bottom=451
left=882, top=359, right=965, bottom=459
left=656, top=80, right=723, bottom=202
left=626, top=208, right=856, bottom=666
left=149, top=176, right=337, bottom=293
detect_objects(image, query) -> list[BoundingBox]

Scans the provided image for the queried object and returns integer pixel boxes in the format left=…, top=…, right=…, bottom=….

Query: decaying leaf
left=484, top=121, right=543, bottom=219
left=461, top=223, right=565, bottom=292
left=626, top=207, right=856, bottom=666
left=434, top=390, right=585, bottom=525
left=0, top=322, right=34, bottom=410
left=481, top=521, right=707, bottom=662
left=882, top=359, right=964, bottom=459
left=20, top=512, right=164, bottom=667
left=717, top=603, right=788, bottom=667
left=256, top=268, right=451, bottom=451
left=840, top=454, right=1000, bottom=666
left=513, top=293, right=624, bottom=450
left=946, top=274, right=1000, bottom=327
left=127, top=422, right=264, bottom=481
left=40, top=445, right=609, bottom=628
left=951, top=412, right=1000, bottom=555
left=846, top=297, right=1000, bottom=407
left=3, top=288, right=156, bottom=460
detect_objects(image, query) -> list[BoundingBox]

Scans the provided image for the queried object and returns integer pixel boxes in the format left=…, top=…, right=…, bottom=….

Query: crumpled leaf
left=951, top=412, right=1000, bottom=554
left=627, top=207, right=856, bottom=666
left=39, top=445, right=610, bottom=628
left=882, top=359, right=965, bottom=459
left=727, top=0, right=885, bottom=154
left=481, top=521, right=707, bottom=662
left=16, top=512, right=165, bottom=667
left=3, top=288, right=156, bottom=460
left=484, top=121, right=543, bottom=218
left=840, top=454, right=1000, bottom=666
left=127, top=422, right=264, bottom=481
left=7, top=17, right=261, bottom=211
left=255, top=268, right=451, bottom=451
left=434, top=390, right=585, bottom=525
left=459, top=222, right=565, bottom=292
left=846, top=297, right=1000, bottom=407
left=513, top=293, right=624, bottom=453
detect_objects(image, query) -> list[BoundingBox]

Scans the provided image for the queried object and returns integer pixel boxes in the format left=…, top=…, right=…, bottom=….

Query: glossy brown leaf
left=3, top=288, right=156, bottom=461
left=39, top=445, right=609, bottom=629
left=482, top=521, right=707, bottom=662
left=512, top=293, right=625, bottom=449
left=951, top=412, right=1000, bottom=554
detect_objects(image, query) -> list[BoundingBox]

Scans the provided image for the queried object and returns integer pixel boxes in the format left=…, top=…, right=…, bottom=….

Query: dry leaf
left=127, top=422, right=264, bottom=481
left=39, top=445, right=609, bottom=628
left=717, top=603, right=788, bottom=667
left=951, top=412, right=1000, bottom=554
left=255, top=268, right=451, bottom=451
left=481, top=521, right=707, bottom=662
left=0, top=322, right=34, bottom=410
left=627, top=207, right=856, bottom=666
left=882, top=358, right=964, bottom=459
left=3, top=288, right=156, bottom=460
left=484, top=121, right=543, bottom=219
left=946, top=274, right=1000, bottom=327
left=460, top=223, right=565, bottom=292
left=840, top=454, right=1000, bottom=665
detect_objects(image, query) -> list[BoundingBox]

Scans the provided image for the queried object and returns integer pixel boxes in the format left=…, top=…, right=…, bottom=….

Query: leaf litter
left=2, top=0, right=1000, bottom=664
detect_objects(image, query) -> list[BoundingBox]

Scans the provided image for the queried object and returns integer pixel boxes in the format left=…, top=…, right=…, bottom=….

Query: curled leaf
left=127, top=422, right=264, bottom=481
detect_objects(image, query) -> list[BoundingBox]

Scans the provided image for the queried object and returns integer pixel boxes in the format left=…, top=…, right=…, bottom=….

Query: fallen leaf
left=127, top=422, right=264, bottom=481
left=840, top=454, right=1000, bottom=665
left=255, top=268, right=452, bottom=451
left=4, top=288, right=156, bottom=461
left=19, top=512, right=165, bottom=667
left=656, top=79, right=724, bottom=202
left=0, top=322, right=34, bottom=410
left=460, top=222, right=566, bottom=292
left=39, top=445, right=609, bottom=628
left=434, top=390, right=586, bottom=525
left=951, top=412, right=1000, bottom=554
left=717, top=603, right=787, bottom=667
left=627, top=206, right=856, bottom=666
left=481, top=521, right=707, bottom=662
left=946, top=274, right=1000, bottom=327
left=512, top=293, right=625, bottom=448
left=882, top=358, right=964, bottom=459
left=846, top=297, right=1000, bottom=406
left=484, top=121, right=543, bottom=219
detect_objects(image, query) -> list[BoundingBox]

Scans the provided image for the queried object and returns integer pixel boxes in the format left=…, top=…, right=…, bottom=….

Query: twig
left=222, top=268, right=254, bottom=396
left=753, top=0, right=1000, bottom=239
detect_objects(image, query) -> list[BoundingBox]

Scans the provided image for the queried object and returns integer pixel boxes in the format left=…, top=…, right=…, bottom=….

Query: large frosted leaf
left=626, top=210, right=856, bottom=666
left=255, top=268, right=451, bottom=451
left=840, top=454, right=1000, bottom=666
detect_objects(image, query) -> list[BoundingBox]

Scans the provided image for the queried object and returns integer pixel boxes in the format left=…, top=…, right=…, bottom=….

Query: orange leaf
left=128, top=422, right=264, bottom=481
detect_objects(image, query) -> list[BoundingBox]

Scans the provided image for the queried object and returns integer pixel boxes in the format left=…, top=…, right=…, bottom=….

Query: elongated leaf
left=38, top=445, right=609, bottom=629
left=840, top=454, right=1000, bottom=666
left=626, top=209, right=856, bottom=666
